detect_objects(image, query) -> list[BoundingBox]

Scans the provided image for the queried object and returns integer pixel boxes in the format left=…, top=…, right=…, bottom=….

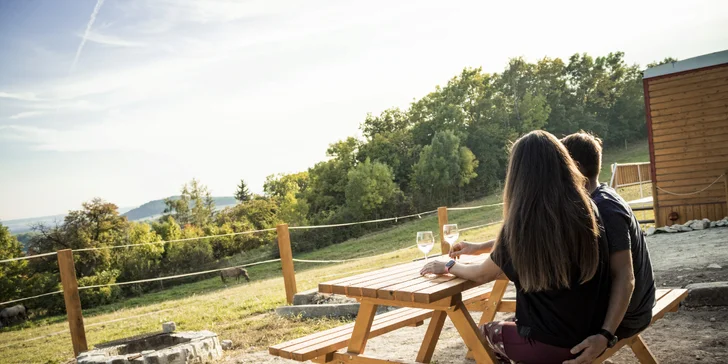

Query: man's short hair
left=561, top=131, right=603, bottom=180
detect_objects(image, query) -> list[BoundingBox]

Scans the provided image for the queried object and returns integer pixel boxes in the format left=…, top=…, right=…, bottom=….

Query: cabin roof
left=643, top=49, right=728, bottom=79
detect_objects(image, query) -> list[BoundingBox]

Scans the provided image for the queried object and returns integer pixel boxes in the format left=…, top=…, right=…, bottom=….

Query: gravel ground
left=230, top=227, right=728, bottom=364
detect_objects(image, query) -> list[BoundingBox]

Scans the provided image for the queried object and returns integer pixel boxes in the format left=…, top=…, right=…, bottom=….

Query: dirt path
left=230, top=227, right=728, bottom=363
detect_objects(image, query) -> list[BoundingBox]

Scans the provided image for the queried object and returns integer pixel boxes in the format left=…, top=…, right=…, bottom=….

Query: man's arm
left=565, top=251, right=635, bottom=364
left=449, top=239, right=496, bottom=258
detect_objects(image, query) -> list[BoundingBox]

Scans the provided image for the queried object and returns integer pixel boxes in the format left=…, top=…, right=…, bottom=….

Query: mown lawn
left=0, top=140, right=648, bottom=363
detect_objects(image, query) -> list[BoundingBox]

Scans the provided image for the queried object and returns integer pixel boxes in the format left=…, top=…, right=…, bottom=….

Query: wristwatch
left=598, top=329, right=618, bottom=348
left=445, top=259, right=456, bottom=274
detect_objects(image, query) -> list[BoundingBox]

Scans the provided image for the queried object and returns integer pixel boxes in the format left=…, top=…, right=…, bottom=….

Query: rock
left=710, top=317, right=717, bottom=322
left=677, top=225, right=693, bottom=232
left=276, top=303, right=363, bottom=319
left=162, top=321, right=176, bottom=333
left=685, top=282, right=728, bottom=307
left=717, top=219, right=728, bottom=227
left=711, top=221, right=718, bottom=228
left=646, top=227, right=656, bottom=236
left=293, top=288, right=319, bottom=306
left=707, top=263, right=722, bottom=269
left=221, top=340, right=233, bottom=350
left=690, top=220, right=710, bottom=230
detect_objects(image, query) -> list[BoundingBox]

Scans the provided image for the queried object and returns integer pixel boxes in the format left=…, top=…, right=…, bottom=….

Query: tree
left=412, top=131, right=478, bottom=208
left=345, top=159, right=401, bottom=220
left=164, top=179, right=215, bottom=227
left=0, top=222, right=29, bottom=302
left=235, top=179, right=252, bottom=202
left=264, top=172, right=309, bottom=225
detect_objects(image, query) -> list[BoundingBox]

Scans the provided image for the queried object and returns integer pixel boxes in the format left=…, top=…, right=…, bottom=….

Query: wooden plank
left=657, top=189, right=725, bottom=203
left=651, top=104, right=728, bottom=124
left=648, top=66, right=728, bottom=89
left=392, top=275, right=459, bottom=302
left=651, top=89, right=728, bottom=111
left=355, top=271, right=425, bottom=298
left=655, top=146, right=728, bottom=163
left=651, top=99, right=728, bottom=119
left=496, top=299, right=516, bottom=312
left=287, top=309, right=430, bottom=360
left=416, top=310, right=447, bottom=363
left=446, top=302, right=496, bottom=364
left=651, top=289, right=688, bottom=323
left=656, top=162, right=728, bottom=177
left=649, top=75, right=728, bottom=98
left=438, top=207, right=449, bottom=254
left=360, top=295, right=460, bottom=310
left=479, top=279, right=509, bottom=325
left=652, top=124, right=728, bottom=144
left=411, top=277, right=478, bottom=304
left=57, top=249, right=88, bottom=356
left=652, top=112, right=728, bottom=133
left=322, top=261, right=423, bottom=295
left=655, top=169, right=727, bottom=182
left=650, top=83, right=728, bottom=104
left=277, top=224, right=297, bottom=304
left=629, top=335, right=658, bottom=364
left=653, top=131, right=728, bottom=151
left=347, top=303, right=378, bottom=354
left=655, top=154, right=728, bottom=169
left=655, top=176, right=725, bottom=188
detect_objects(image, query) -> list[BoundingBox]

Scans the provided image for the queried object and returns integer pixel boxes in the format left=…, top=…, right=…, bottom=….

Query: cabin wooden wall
left=645, top=64, right=728, bottom=227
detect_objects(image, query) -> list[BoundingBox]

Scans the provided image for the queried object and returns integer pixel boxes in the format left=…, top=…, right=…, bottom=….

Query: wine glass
left=416, top=231, right=435, bottom=262
left=443, top=223, right=459, bottom=260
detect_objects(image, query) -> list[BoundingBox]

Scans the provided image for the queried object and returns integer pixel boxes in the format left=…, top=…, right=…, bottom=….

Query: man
left=451, top=131, right=655, bottom=363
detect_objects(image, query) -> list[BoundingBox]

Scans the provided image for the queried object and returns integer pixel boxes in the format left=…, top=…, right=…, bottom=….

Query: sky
left=1, top=0, right=727, bottom=221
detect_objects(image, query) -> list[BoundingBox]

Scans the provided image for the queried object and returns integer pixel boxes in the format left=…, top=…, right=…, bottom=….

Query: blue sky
left=1, top=0, right=727, bottom=220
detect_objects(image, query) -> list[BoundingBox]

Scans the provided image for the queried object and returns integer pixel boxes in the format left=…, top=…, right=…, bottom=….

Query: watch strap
left=598, top=329, right=617, bottom=348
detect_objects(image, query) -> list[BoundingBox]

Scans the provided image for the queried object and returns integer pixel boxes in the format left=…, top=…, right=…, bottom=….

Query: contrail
left=69, top=0, right=106, bottom=73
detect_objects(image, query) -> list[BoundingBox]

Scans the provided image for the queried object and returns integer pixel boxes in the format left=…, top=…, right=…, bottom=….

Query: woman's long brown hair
left=496, top=130, right=598, bottom=292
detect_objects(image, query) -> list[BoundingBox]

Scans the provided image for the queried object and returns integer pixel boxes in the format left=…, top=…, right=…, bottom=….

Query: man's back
left=591, top=184, right=656, bottom=334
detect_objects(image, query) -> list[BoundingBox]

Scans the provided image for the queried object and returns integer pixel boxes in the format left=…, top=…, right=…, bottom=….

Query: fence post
left=277, top=224, right=297, bottom=304
left=57, top=249, right=87, bottom=357
left=724, top=171, right=728, bottom=216
left=437, top=207, right=449, bottom=255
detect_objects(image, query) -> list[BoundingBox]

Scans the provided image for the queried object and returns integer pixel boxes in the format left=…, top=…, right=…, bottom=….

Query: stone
left=78, top=331, right=221, bottom=364
left=162, top=321, right=176, bottom=333
left=276, top=303, right=362, bottom=319
left=689, top=220, right=710, bottom=230
left=711, top=221, right=718, bottom=228
left=646, top=227, right=656, bottom=236
left=221, top=340, right=233, bottom=350
left=293, top=288, right=319, bottom=306
left=677, top=225, right=693, bottom=232
left=710, top=317, right=717, bottom=322
left=685, top=281, right=728, bottom=307
left=707, top=263, right=722, bottom=269
left=717, top=219, right=728, bottom=227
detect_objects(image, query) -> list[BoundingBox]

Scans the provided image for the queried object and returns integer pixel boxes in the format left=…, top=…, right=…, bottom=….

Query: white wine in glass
left=416, top=231, right=435, bottom=261
left=443, top=223, right=459, bottom=259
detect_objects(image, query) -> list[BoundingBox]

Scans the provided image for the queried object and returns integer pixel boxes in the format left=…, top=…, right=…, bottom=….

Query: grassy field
left=0, top=141, right=649, bottom=364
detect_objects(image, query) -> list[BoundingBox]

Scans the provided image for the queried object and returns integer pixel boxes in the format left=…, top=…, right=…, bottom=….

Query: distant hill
left=2, top=214, right=67, bottom=234
left=122, top=196, right=238, bottom=221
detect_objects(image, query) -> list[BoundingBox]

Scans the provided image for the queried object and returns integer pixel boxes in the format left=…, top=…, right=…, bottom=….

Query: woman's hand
left=420, top=260, right=447, bottom=275
left=449, top=241, right=478, bottom=258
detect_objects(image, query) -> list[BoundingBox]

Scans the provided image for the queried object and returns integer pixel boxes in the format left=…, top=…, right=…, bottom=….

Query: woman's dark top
left=490, top=208, right=611, bottom=348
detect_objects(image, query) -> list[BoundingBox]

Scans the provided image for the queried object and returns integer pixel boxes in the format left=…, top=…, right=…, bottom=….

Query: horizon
left=1, top=0, right=727, bottom=220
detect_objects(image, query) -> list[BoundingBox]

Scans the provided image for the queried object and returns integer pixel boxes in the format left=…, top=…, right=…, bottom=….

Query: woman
left=421, top=130, right=610, bottom=363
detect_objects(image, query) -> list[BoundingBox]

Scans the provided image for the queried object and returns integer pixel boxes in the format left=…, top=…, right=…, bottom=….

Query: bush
left=77, top=270, right=122, bottom=308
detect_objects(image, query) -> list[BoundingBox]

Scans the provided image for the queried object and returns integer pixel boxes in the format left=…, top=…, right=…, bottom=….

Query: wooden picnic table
left=316, top=254, right=500, bottom=364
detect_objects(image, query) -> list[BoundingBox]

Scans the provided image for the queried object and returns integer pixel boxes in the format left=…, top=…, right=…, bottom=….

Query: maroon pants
left=481, top=321, right=576, bottom=364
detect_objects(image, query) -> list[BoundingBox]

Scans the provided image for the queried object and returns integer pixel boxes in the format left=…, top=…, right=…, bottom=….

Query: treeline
left=0, top=52, right=670, bottom=315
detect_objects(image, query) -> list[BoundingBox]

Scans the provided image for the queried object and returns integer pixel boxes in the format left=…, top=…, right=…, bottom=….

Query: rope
left=288, top=210, right=438, bottom=230
left=292, top=258, right=361, bottom=264
left=0, top=251, right=58, bottom=264
left=73, top=228, right=277, bottom=252
left=447, top=203, right=503, bottom=211
left=0, top=290, right=64, bottom=306
left=656, top=173, right=725, bottom=196
left=459, top=220, right=504, bottom=232
left=77, top=259, right=282, bottom=290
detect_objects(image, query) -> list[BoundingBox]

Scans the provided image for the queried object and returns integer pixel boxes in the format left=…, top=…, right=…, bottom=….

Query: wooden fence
left=54, top=206, right=465, bottom=356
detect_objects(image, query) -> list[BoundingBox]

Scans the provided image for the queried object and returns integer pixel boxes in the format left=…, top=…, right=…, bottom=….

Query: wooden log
left=437, top=207, right=449, bottom=255
left=57, top=249, right=88, bottom=357
left=277, top=224, right=297, bottom=304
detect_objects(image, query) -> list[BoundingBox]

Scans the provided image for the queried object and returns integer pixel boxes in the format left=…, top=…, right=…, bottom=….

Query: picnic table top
left=318, top=254, right=488, bottom=305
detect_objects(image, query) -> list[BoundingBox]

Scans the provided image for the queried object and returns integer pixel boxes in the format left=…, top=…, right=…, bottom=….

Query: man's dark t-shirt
left=490, top=206, right=611, bottom=348
left=591, top=184, right=656, bottom=335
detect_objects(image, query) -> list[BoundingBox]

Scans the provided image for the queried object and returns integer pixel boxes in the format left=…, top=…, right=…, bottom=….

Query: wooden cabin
left=643, top=50, right=728, bottom=227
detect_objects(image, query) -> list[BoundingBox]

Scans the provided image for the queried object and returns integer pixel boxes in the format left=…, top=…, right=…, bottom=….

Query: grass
left=0, top=141, right=649, bottom=363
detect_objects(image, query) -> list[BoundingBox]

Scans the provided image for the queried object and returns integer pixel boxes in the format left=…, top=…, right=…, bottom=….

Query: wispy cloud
left=0, top=92, right=42, bottom=101
left=9, top=111, right=46, bottom=120
left=70, top=0, right=106, bottom=73
left=83, top=31, right=145, bottom=47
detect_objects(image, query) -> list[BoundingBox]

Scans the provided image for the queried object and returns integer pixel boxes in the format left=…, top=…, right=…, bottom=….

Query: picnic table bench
left=269, top=254, right=687, bottom=364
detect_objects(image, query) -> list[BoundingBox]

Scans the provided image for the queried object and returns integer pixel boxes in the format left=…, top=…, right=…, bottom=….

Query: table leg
left=416, top=310, right=447, bottom=363
left=347, top=302, right=378, bottom=354
left=447, top=301, right=497, bottom=364
left=467, top=279, right=508, bottom=359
